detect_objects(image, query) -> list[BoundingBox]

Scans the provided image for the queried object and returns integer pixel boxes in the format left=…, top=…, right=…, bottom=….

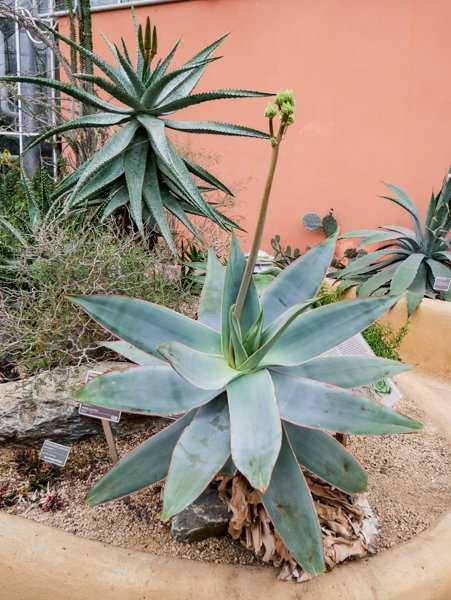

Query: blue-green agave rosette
left=71, top=234, right=420, bottom=575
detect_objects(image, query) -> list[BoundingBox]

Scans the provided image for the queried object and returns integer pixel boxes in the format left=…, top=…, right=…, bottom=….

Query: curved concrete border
left=1, top=371, right=451, bottom=600
left=379, top=297, right=451, bottom=379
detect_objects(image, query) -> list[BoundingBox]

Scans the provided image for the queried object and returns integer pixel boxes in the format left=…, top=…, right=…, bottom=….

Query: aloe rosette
left=71, top=233, right=420, bottom=575
left=0, top=19, right=272, bottom=250
left=333, top=171, right=451, bottom=314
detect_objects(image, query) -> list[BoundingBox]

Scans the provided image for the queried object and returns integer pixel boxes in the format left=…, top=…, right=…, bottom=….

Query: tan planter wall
left=379, top=297, right=451, bottom=379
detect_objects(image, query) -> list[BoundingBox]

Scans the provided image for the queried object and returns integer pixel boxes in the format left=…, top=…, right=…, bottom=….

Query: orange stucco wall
left=59, top=0, right=451, bottom=252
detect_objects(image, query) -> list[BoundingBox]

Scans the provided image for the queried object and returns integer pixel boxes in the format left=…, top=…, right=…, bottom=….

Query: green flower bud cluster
left=265, top=90, right=295, bottom=125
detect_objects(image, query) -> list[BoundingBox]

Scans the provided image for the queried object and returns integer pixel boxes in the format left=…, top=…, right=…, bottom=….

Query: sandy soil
left=1, top=387, right=451, bottom=565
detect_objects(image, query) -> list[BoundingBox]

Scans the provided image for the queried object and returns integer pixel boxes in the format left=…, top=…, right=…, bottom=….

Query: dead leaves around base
left=218, top=472, right=378, bottom=583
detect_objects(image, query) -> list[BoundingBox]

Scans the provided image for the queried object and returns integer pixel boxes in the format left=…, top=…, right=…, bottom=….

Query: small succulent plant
left=302, top=209, right=338, bottom=238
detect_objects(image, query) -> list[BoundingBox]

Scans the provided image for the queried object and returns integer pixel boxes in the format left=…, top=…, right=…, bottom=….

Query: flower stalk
left=234, top=91, right=295, bottom=320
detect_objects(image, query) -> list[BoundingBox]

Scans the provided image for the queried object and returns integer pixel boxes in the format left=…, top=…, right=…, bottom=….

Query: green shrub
left=362, top=322, right=408, bottom=361
left=0, top=223, right=194, bottom=379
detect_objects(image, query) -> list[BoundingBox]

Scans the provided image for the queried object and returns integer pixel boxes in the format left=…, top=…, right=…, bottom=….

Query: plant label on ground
left=39, top=440, right=71, bottom=468
left=78, top=404, right=121, bottom=423
left=433, top=277, right=451, bottom=292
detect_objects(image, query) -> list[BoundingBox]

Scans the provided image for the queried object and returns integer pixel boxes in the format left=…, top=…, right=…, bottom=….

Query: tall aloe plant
left=332, top=171, right=451, bottom=314
left=70, top=93, right=420, bottom=576
left=0, top=17, right=272, bottom=251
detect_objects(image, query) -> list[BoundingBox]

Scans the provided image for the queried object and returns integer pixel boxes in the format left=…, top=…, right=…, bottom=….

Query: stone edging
left=0, top=371, right=450, bottom=600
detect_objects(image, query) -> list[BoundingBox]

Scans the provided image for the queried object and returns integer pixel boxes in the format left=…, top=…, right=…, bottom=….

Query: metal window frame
left=0, top=7, right=57, bottom=174
left=38, top=0, right=188, bottom=18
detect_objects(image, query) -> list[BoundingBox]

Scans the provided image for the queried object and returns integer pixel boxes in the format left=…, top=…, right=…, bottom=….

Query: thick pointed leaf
left=341, top=228, right=383, bottom=239
left=160, top=186, right=201, bottom=238
left=272, top=355, right=411, bottom=388
left=69, top=295, right=221, bottom=356
left=86, top=412, right=194, bottom=506
left=76, top=364, right=217, bottom=416
left=227, top=369, right=281, bottom=492
left=101, top=185, right=129, bottom=220
left=164, top=120, right=269, bottom=139
left=143, top=155, right=176, bottom=252
left=43, top=23, right=130, bottom=92
left=389, top=253, right=424, bottom=296
left=357, top=264, right=398, bottom=297
left=184, top=157, right=233, bottom=196
left=359, top=230, right=418, bottom=248
left=198, top=249, right=225, bottom=330
left=124, top=132, right=148, bottom=234
left=426, top=258, right=451, bottom=280
left=239, top=299, right=315, bottom=371
left=261, top=431, right=325, bottom=575
left=155, top=89, right=273, bottom=114
left=261, top=296, right=398, bottom=367
left=338, top=248, right=408, bottom=277
left=229, top=306, right=249, bottom=367
left=159, top=33, right=229, bottom=103
left=75, top=72, right=143, bottom=110
left=261, top=235, right=337, bottom=325
left=162, top=394, right=230, bottom=520
left=382, top=182, right=423, bottom=241
left=157, top=342, right=238, bottom=390
left=139, top=115, right=218, bottom=221
left=0, top=75, right=130, bottom=114
left=272, top=371, right=421, bottom=434
left=102, top=340, right=162, bottom=365
left=285, top=422, right=367, bottom=494
left=142, top=59, right=216, bottom=106
left=72, top=156, right=125, bottom=206
left=221, top=234, right=260, bottom=356
left=26, top=113, right=129, bottom=151
left=72, top=123, right=139, bottom=200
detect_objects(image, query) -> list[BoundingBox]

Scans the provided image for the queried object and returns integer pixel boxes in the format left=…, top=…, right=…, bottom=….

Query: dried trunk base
left=219, top=473, right=378, bottom=583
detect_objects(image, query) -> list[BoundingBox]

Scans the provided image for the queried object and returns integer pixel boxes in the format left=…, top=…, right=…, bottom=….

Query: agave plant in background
left=331, top=171, right=451, bottom=315
left=70, top=93, right=421, bottom=577
left=0, top=17, right=272, bottom=252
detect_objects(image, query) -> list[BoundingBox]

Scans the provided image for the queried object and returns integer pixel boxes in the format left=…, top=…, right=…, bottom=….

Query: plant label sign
left=39, top=440, right=71, bottom=468
left=433, top=276, right=451, bottom=292
left=78, top=404, right=121, bottom=423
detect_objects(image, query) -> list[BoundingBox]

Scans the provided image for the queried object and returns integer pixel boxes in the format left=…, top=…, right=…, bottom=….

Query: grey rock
left=171, top=488, right=231, bottom=543
left=0, top=362, right=152, bottom=444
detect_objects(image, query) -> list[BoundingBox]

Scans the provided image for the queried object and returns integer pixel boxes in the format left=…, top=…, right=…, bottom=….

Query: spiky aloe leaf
left=76, top=365, right=218, bottom=415
left=26, top=112, right=130, bottom=151
left=272, top=372, right=421, bottom=434
left=261, top=431, right=325, bottom=575
left=0, top=75, right=131, bottom=115
left=184, top=157, right=234, bottom=196
left=273, top=356, right=411, bottom=388
left=157, top=342, right=238, bottom=390
left=382, top=182, right=423, bottom=242
left=142, top=154, right=175, bottom=252
left=123, top=131, right=148, bottom=234
left=261, top=234, right=337, bottom=325
left=155, top=89, right=273, bottom=114
left=227, top=369, right=281, bottom=492
left=285, top=422, right=367, bottom=494
left=162, top=394, right=230, bottom=520
left=164, top=120, right=270, bottom=139
left=86, top=411, right=194, bottom=506
left=68, top=295, right=221, bottom=356
left=261, top=296, right=397, bottom=368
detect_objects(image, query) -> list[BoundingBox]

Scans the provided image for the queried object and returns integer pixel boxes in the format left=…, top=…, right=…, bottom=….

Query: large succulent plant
left=0, top=18, right=272, bottom=251
left=69, top=93, right=420, bottom=576
left=71, top=233, right=420, bottom=575
left=332, top=172, right=451, bottom=314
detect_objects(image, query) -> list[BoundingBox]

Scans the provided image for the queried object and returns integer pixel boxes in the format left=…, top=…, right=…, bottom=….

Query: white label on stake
left=433, top=276, right=451, bottom=292
left=39, top=440, right=71, bottom=467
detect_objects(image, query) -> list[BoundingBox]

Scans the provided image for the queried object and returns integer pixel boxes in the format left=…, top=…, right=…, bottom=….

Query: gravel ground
left=1, top=387, right=451, bottom=564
